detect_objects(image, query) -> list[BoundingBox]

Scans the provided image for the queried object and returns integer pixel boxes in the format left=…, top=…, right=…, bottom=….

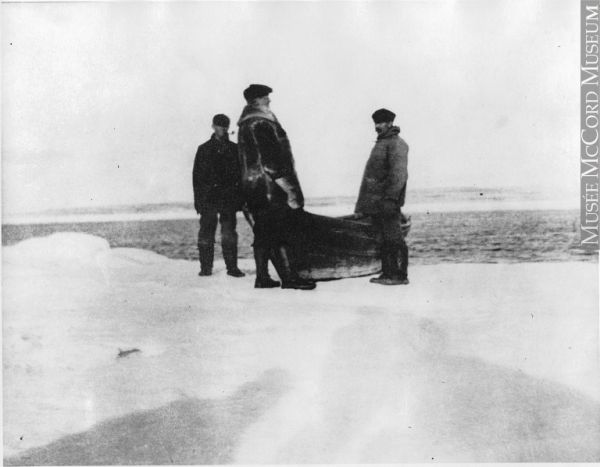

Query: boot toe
left=281, top=279, right=317, bottom=290
left=254, top=277, right=281, bottom=288
left=369, top=274, right=388, bottom=284
left=227, top=268, right=246, bottom=278
left=376, top=277, right=409, bottom=285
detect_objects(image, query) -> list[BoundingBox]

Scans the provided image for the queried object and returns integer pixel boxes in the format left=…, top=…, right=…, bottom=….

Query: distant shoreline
left=2, top=200, right=578, bottom=226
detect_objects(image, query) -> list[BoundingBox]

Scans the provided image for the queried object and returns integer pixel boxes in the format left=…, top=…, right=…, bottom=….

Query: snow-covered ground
left=2, top=198, right=578, bottom=225
left=3, top=233, right=599, bottom=463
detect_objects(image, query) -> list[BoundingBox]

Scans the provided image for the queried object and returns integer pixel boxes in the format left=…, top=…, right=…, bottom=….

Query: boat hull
left=296, top=212, right=410, bottom=281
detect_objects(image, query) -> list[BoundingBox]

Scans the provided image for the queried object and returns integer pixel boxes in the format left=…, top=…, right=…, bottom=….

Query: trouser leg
left=219, top=209, right=239, bottom=272
left=377, top=213, right=409, bottom=279
left=269, top=209, right=301, bottom=282
left=397, top=238, right=409, bottom=279
left=380, top=245, right=393, bottom=277
left=381, top=244, right=401, bottom=277
left=391, top=210, right=409, bottom=279
left=198, top=209, right=218, bottom=274
left=252, top=210, right=278, bottom=283
left=282, top=208, right=312, bottom=273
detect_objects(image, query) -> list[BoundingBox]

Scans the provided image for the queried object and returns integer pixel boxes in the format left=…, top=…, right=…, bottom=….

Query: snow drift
left=3, top=233, right=599, bottom=463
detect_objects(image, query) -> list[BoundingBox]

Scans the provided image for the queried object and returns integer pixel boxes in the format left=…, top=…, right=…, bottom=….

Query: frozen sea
left=2, top=187, right=599, bottom=463
left=2, top=188, right=596, bottom=265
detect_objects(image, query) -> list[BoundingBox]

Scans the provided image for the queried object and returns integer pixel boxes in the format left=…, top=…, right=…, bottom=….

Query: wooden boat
left=295, top=212, right=411, bottom=281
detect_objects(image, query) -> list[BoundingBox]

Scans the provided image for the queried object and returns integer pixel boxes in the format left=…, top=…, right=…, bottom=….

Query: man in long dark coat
left=192, top=114, right=245, bottom=278
left=355, top=108, right=409, bottom=285
left=237, top=84, right=316, bottom=290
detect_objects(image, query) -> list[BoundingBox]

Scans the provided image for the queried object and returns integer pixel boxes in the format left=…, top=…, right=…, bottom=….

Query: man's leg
left=273, top=208, right=316, bottom=290
left=255, top=207, right=315, bottom=290
left=253, top=246, right=280, bottom=288
left=283, top=208, right=313, bottom=274
left=370, top=214, right=409, bottom=285
left=270, top=245, right=316, bottom=290
left=252, top=210, right=280, bottom=288
left=219, top=209, right=245, bottom=277
left=395, top=209, right=409, bottom=280
left=382, top=245, right=398, bottom=276
left=369, top=216, right=388, bottom=281
left=198, top=208, right=218, bottom=275
left=397, top=237, right=409, bottom=280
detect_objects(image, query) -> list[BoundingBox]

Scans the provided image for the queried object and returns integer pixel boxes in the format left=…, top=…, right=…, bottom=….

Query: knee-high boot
left=222, top=243, right=245, bottom=277
left=270, top=246, right=316, bottom=290
left=253, top=246, right=280, bottom=288
left=198, top=241, right=214, bottom=276
left=222, top=243, right=238, bottom=272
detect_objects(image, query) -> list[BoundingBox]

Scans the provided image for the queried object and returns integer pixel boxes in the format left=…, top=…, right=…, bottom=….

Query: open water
left=2, top=208, right=596, bottom=265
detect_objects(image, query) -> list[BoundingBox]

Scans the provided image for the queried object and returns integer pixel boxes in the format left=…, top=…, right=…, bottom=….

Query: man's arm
left=192, top=146, right=209, bottom=214
left=383, top=139, right=408, bottom=201
left=229, top=142, right=245, bottom=211
left=253, top=122, right=303, bottom=209
left=253, top=122, right=292, bottom=179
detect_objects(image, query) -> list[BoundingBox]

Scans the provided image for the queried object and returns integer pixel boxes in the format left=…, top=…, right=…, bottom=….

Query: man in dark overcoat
left=355, top=108, right=409, bottom=285
left=192, top=114, right=245, bottom=278
left=237, top=84, right=316, bottom=290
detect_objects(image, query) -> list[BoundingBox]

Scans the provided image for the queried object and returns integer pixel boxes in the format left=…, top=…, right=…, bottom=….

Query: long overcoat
left=355, top=126, right=409, bottom=216
left=237, top=105, right=304, bottom=213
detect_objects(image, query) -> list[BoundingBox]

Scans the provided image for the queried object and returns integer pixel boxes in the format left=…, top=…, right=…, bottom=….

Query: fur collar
left=237, top=104, right=279, bottom=125
left=377, top=125, right=401, bottom=140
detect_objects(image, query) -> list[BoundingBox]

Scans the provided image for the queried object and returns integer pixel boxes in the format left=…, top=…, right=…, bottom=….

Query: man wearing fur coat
left=237, top=84, right=316, bottom=290
left=355, top=108, right=410, bottom=285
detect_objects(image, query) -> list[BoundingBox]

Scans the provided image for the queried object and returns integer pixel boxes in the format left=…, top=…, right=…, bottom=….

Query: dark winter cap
left=243, top=84, right=273, bottom=102
left=212, top=114, right=230, bottom=127
left=372, top=108, right=396, bottom=123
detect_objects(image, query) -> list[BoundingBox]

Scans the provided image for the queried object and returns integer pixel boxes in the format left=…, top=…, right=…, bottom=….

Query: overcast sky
left=2, top=0, right=579, bottom=213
